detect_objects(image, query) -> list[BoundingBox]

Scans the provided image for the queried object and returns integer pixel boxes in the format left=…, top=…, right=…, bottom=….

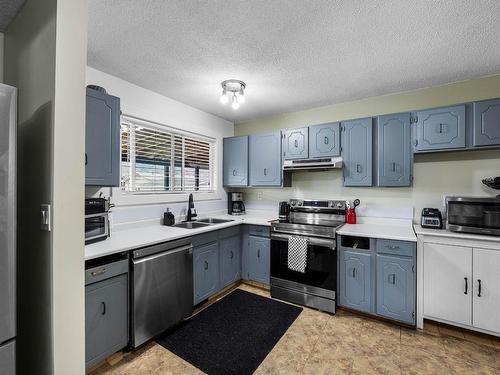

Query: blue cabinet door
left=339, top=250, right=372, bottom=313
left=377, top=113, right=412, bottom=187
left=473, top=99, right=500, bottom=147
left=414, top=105, right=466, bottom=151
left=282, top=127, right=308, bottom=160
left=223, top=136, right=248, bottom=187
left=219, top=235, right=241, bottom=289
left=376, top=254, right=415, bottom=324
left=249, top=132, right=282, bottom=186
left=309, top=122, right=341, bottom=158
left=85, top=88, right=121, bottom=186
left=342, top=118, right=373, bottom=186
left=248, top=235, right=270, bottom=284
left=193, top=242, right=219, bottom=305
left=85, top=274, right=128, bottom=367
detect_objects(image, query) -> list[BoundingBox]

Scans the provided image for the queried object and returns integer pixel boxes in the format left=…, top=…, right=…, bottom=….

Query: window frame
left=120, top=114, right=217, bottom=196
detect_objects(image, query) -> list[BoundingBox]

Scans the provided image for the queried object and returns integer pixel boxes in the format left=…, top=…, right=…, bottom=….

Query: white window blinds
left=121, top=116, right=216, bottom=193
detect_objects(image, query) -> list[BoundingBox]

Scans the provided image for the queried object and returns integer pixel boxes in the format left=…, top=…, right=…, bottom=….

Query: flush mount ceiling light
left=220, top=79, right=246, bottom=110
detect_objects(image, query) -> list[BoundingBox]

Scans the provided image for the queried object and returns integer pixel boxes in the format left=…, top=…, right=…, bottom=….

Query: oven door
left=270, top=232, right=336, bottom=293
left=85, top=213, right=109, bottom=243
left=447, top=198, right=500, bottom=235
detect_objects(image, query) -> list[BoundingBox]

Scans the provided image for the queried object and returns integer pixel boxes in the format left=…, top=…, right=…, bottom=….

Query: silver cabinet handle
left=477, top=279, right=482, bottom=297
left=387, top=245, right=400, bottom=250
left=352, top=268, right=356, bottom=278
left=464, top=277, right=468, bottom=295
left=257, top=249, right=260, bottom=258
left=356, top=164, right=361, bottom=173
left=101, top=302, right=106, bottom=315
left=324, top=136, right=329, bottom=145
left=391, top=162, right=396, bottom=172
left=263, top=168, right=267, bottom=176
left=230, top=250, right=234, bottom=259
left=439, top=123, right=443, bottom=133
left=91, top=268, right=106, bottom=277
left=204, top=261, right=208, bottom=270
left=294, top=139, right=298, bottom=148
left=232, top=169, right=237, bottom=176
left=389, top=274, right=396, bottom=284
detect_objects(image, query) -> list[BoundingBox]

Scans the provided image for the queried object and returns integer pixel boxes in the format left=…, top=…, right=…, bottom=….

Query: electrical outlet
left=257, top=191, right=263, bottom=201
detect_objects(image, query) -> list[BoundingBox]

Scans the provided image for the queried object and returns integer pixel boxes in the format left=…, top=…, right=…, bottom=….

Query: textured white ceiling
left=88, top=0, right=500, bottom=123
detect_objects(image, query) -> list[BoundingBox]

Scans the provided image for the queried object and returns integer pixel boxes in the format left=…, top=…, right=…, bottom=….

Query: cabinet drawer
left=247, top=225, right=270, bottom=237
left=192, top=231, right=219, bottom=247
left=376, top=239, right=415, bottom=257
left=219, top=226, right=240, bottom=239
left=85, top=259, right=128, bottom=286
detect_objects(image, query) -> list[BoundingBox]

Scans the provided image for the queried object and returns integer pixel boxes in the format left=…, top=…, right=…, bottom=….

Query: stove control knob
left=336, top=202, right=343, bottom=208
left=290, top=201, right=295, bottom=206
left=298, top=201, right=303, bottom=206
left=329, top=201, right=334, bottom=207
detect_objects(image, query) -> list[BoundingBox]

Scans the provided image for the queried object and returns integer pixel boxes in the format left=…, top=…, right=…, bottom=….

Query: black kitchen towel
left=157, top=288, right=302, bottom=375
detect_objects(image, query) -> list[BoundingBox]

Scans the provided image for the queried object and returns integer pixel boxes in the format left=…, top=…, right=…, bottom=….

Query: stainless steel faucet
left=186, top=193, right=197, bottom=221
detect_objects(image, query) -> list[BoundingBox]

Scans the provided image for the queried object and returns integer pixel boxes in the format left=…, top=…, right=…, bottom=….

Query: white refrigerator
left=0, top=83, right=16, bottom=375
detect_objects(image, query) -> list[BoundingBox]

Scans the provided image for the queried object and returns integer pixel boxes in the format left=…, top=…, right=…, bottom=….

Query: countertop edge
left=85, top=217, right=274, bottom=261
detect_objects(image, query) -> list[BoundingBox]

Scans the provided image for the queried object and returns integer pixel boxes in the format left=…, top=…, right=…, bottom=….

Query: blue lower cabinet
left=339, top=250, right=372, bottom=313
left=376, top=254, right=415, bottom=324
left=193, top=242, right=219, bottom=305
left=219, top=235, right=241, bottom=289
left=85, top=274, right=128, bottom=368
left=247, top=235, right=270, bottom=284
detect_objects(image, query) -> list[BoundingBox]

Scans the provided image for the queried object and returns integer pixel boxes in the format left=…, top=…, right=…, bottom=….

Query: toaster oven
left=85, top=198, right=110, bottom=244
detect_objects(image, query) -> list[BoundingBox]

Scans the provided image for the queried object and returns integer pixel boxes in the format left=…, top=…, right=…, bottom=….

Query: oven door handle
left=271, top=232, right=336, bottom=249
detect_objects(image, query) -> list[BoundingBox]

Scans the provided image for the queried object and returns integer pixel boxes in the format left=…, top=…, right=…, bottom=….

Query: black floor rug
left=157, top=289, right=303, bottom=375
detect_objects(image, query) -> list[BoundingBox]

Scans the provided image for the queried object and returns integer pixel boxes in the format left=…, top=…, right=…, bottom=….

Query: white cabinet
left=473, top=248, right=500, bottom=333
left=423, top=243, right=472, bottom=325
left=422, top=241, right=500, bottom=335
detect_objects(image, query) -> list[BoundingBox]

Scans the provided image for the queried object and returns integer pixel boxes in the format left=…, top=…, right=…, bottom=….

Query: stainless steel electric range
left=270, top=199, right=346, bottom=314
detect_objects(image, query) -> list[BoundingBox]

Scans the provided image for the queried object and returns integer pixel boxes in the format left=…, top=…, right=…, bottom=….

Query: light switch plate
left=40, top=204, right=52, bottom=231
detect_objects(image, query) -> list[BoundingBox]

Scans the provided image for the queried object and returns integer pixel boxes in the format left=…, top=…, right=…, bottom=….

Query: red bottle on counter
left=346, top=207, right=357, bottom=224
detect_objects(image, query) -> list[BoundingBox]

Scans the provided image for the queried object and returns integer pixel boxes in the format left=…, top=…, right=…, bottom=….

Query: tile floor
left=91, top=284, right=500, bottom=374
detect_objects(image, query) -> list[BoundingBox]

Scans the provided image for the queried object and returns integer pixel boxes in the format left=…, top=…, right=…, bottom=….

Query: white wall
left=0, top=32, right=4, bottom=82
left=85, top=67, right=234, bottom=221
left=5, top=0, right=57, bottom=372
left=52, top=0, right=87, bottom=373
left=5, top=0, right=87, bottom=373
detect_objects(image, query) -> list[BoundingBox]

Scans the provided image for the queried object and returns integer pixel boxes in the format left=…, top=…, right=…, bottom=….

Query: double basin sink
left=173, top=218, right=234, bottom=229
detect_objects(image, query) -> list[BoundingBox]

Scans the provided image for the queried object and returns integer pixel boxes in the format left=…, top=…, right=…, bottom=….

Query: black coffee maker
left=228, top=192, right=246, bottom=215
left=279, top=201, right=290, bottom=221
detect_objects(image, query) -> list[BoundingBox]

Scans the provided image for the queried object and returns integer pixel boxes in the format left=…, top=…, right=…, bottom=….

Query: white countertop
left=337, top=217, right=417, bottom=242
left=414, top=224, right=500, bottom=243
left=85, top=210, right=277, bottom=261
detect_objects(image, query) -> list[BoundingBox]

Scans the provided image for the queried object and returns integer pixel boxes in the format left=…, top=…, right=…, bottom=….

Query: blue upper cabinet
left=414, top=105, right=466, bottom=152
left=342, top=118, right=373, bottom=187
left=377, top=113, right=412, bottom=187
left=309, top=122, right=341, bottom=158
left=223, top=136, right=248, bottom=187
left=282, top=127, right=308, bottom=160
left=85, top=88, right=121, bottom=186
left=249, top=131, right=282, bottom=186
left=473, top=99, right=500, bottom=147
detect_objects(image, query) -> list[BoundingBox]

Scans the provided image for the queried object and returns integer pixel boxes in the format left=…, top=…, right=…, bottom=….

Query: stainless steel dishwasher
left=131, top=237, right=193, bottom=347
